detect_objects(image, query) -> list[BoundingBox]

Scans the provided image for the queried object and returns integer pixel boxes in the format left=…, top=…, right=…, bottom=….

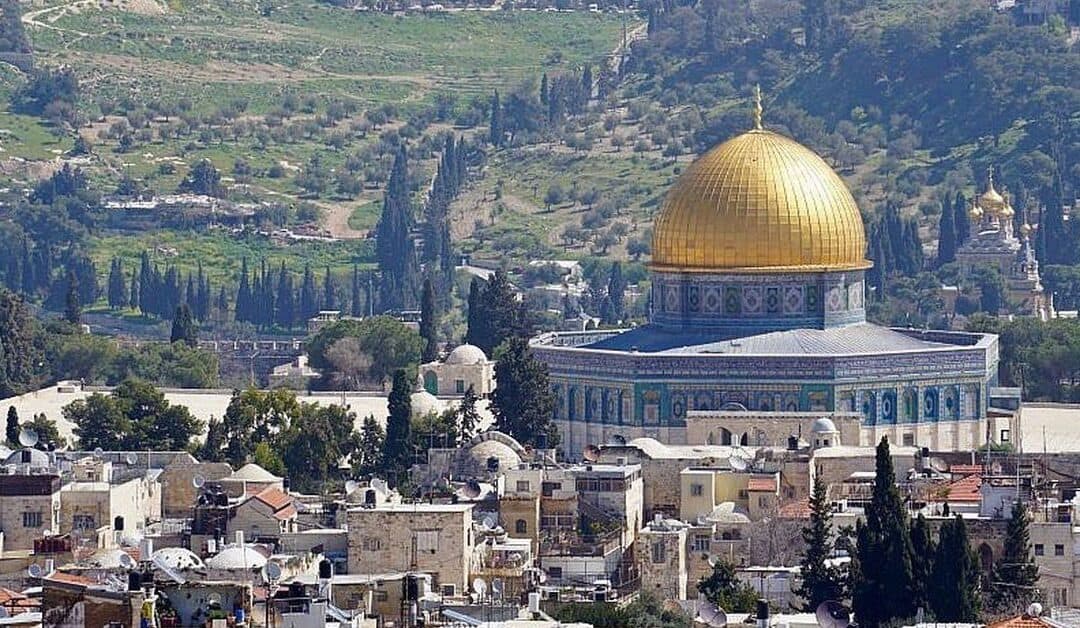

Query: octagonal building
left=532, top=112, right=1001, bottom=457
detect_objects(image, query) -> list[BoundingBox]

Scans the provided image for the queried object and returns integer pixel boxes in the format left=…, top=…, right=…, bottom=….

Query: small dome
left=206, top=545, right=267, bottom=570
left=411, top=391, right=441, bottom=417
left=446, top=344, right=488, bottom=365
left=152, top=547, right=205, bottom=571
left=3, top=448, right=51, bottom=468
left=230, top=463, right=281, bottom=482
left=811, top=417, right=838, bottom=433
left=469, top=439, right=522, bottom=471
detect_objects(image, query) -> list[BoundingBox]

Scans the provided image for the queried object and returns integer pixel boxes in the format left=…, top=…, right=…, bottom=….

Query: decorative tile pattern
left=742, top=286, right=763, bottom=314
left=765, top=286, right=781, bottom=314
left=783, top=286, right=804, bottom=314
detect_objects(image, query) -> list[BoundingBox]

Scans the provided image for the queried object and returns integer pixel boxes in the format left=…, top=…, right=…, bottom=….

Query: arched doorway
left=719, top=428, right=733, bottom=446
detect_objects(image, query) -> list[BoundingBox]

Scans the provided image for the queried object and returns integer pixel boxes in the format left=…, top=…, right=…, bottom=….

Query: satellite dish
left=125, top=453, right=138, bottom=465
left=472, top=577, right=487, bottom=596
left=119, top=553, right=137, bottom=570
left=729, top=455, right=749, bottom=472
left=707, top=555, right=720, bottom=568
left=492, top=578, right=504, bottom=598
left=930, top=457, right=949, bottom=473
left=371, top=478, right=389, bottom=495
left=460, top=480, right=482, bottom=500
left=93, top=447, right=104, bottom=459
left=344, top=480, right=360, bottom=495
left=18, top=428, right=38, bottom=448
left=698, top=596, right=727, bottom=628
left=482, top=514, right=497, bottom=530
left=582, top=444, right=601, bottom=462
left=266, top=562, right=283, bottom=582
left=27, top=564, right=43, bottom=578
left=208, top=592, right=223, bottom=606
left=152, top=552, right=187, bottom=584
left=815, top=601, right=851, bottom=628
left=192, top=475, right=206, bottom=489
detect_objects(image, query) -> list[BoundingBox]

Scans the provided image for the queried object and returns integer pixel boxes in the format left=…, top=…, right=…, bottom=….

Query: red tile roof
left=747, top=476, right=777, bottom=492
left=0, top=587, right=36, bottom=615
left=777, top=500, right=812, bottom=519
left=252, top=486, right=297, bottom=519
left=273, top=505, right=298, bottom=520
left=44, top=572, right=96, bottom=587
left=943, top=474, right=982, bottom=502
left=988, top=615, right=1054, bottom=628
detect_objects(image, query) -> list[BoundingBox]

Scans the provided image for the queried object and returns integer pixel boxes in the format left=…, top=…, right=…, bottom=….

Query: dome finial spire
left=987, top=165, right=996, bottom=190
left=753, top=84, right=764, bottom=130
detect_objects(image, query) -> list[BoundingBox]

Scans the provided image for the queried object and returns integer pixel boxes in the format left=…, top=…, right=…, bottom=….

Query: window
left=737, top=490, right=748, bottom=500
left=902, top=433, right=915, bottom=447
left=416, top=530, right=439, bottom=553
left=374, top=591, right=389, bottom=602
left=455, top=379, right=465, bottom=394
left=1035, top=544, right=1045, bottom=556
left=1055, top=544, right=1065, bottom=556
left=441, top=584, right=456, bottom=597
left=516, top=519, right=528, bottom=534
left=758, top=496, right=769, bottom=509
left=690, top=483, right=704, bottom=497
left=548, top=567, right=562, bottom=579
left=516, top=480, right=531, bottom=492
left=542, top=482, right=560, bottom=497
left=651, top=542, right=666, bottom=563
left=22, top=512, right=42, bottom=528
left=1001, top=429, right=1011, bottom=443
left=362, top=537, right=382, bottom=551
left=73, top=514, right=95, bottom=530
left=693, top=535, right=710, bottom=552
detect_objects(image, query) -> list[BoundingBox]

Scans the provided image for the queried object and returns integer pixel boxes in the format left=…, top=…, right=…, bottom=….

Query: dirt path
left=322, top=200, right=368, bottom=240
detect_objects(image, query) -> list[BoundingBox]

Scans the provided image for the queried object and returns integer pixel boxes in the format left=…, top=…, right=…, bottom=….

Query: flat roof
left=349, top=503, right=474, bottom=513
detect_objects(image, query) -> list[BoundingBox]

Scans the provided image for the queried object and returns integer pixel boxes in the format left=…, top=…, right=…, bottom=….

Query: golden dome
left=978, top=169, right=1005, bottom=213
left=1020, top=222, right=1032, bottom=238
left=968, top=203, right=984, bottom=221
left=651, top=129, right=869, bottom=272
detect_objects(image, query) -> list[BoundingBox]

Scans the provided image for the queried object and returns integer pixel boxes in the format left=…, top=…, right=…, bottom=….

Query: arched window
left=515, top=519, right=527, bottom=534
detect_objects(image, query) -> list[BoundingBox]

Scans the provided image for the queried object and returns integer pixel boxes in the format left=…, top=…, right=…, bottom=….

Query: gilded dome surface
left=651, top=129, right=869, bottom=272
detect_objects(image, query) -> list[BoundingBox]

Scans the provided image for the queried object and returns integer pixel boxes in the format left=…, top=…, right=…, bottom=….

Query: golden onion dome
left=979, top=170, right=1005, bottom=213
left=1020, top=222, right=1032, bottom=238
left=968, top=203, right=984, bottom=221
left=651, top=129, right=869, bottom=272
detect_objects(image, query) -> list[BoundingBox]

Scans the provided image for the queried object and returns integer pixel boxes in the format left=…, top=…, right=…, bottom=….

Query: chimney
left=235, top=530, right=244, bottom=546
left=756, top=599, right=769, bottom=628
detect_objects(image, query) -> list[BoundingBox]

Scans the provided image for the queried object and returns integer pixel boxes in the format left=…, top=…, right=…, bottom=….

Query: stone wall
left=346, top=506, right=473, bottom=590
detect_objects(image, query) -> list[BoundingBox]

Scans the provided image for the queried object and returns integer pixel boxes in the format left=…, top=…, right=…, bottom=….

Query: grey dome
left=446, top=344, right=488, bottom=365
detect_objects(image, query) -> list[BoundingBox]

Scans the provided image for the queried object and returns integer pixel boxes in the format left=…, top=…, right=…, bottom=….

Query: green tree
left=384, top=369, right=412, bottom=479
left=796, top=477, right=844, bottom=609
left=63, top=270, right=80, bottom=325
left=200, top=416, right=227, bottom=462
left=698, top=559, right=758, bottom=612
left=420, top=277, right=439, bottom=363
left=458, top=385, right=480, bottom=443
left=179, top=158, right=222, bottom=197
left=253, top=440, right=286, bottom=476
left=212, top=389, right=299, bottom=466
left=307, top=316, right=423, bottom=387
left=5, top=406, right=18, bottom=446
left=937, top=198, right=958, bottom=267
left=910, top=514, right=936, bottom=612
left=66, top=379, right=202, bottom=451
left=489, top=90, right=503, bottom=146
left=170, top=303, right=198, bottom=346
left=356, top=414, right=385, bottom=475
left=929, top=516, right=981, bottom=622
left=375, top=145, right=419, bottom=310
left=279, top=402, right=357, bottom=492
left=25, top=413, right=66, bottom=449
left=491, top=337, right=558, bottom=448
left=465, top=269, right=529, bottom=355
left=989, top=501, right=1040, bottom=615
left=851, top=436, right=916, bottom=628
left=0, top=289, right=43, bottom=397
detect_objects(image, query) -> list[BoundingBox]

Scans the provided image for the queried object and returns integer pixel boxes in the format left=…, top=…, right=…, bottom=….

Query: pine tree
left=216, top=286, right=228, bottom=318
left=796, top=476, right=844, bottom=610
left=107, top=258, right=126, bottom=309
left=540, top=73, right=549, bottom=107
left=607, top=261, right=626, bottom=323
left=580, top=64, right=593, bottom=109
left=466, top=270, right=527, bottom=355
left=323, top=266, right=336, bottom=312
left=420, top=277, right=439, bottom=363
left=930, top=516, right=980, bottom=622
left=170, top=303, right=198, bottom=346
left=384, top=369, right=412, bottom=479
left=465, top=277, right=483, bottom=347
left=990, top=501, right=1039, bottom=615
left=937, top=198, right=958, bottom=267
left=128, top=270, right=139, bottom=310
left=5, top=406, right=18, bottom=446
left=138, top=252, right=153, bottom=316
left=357, top=414, right=385, bottom=475
left=852, top=436, right=916, bottom=628
left=489, top=90, right=503, bottom=147
left=491, top=337, right=558, bottom=448
left=375, top=145, right=419, bottom=310
left=185, top=274, right=196, bottom=309
left=63, top=270, right=80, bottom=325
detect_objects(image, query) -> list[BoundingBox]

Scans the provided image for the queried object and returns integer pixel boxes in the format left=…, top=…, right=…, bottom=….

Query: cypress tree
left=129, top=270, right=139, bottom=310
left=139, top=252, right=153, bottom=316
left=170, top=303, right=198, bottom=346
left=301, top=264, right=318, bottom=319
left=6, top=406, right=18, bottom=446
left=852, top=436, right=916, bottom=628
left=910, top=514, right=935, bottom=612
left=107, top=258, right=126, bottom=309
left=276, top=263, right=295, bottom=329
left=991, top=501, right=1039, bottom=615
left=235, top=258, right=251, bottom=322
left=351, top=264, right=363, bottom=317
left=491, top=337, right=559, bottom=448
left=607, top=261, right=626, bottom=323
left=458, top=385, right=480, bottom=443
left=384, top=368, right=412, bottom=479
left=580, top=64, right=593, bottom=109
left=185, top=274, right=196, bottom=309
left=540, top=73, right=549, bottom=107
left=465, top=277, right=483, bottom=348
left=63, top=270, right=80, bottom=325
left=323, top=266, right=336, bottom=312
left=796, top=476, right=844, bottom=610
left=216, top=286, right=228, bottom=318
left=489, top=90, right=503, bottom=147
left=953, top=192, right=970, bottom=245
left=420, top=277, right=438, bottom=363
left=375, top=145, right=419, bottom=310
left=937, top=198, right=957, bottom=267
left=19, top=238, right=32, bottom=296
left=930, top=516, right=980, bottom=622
